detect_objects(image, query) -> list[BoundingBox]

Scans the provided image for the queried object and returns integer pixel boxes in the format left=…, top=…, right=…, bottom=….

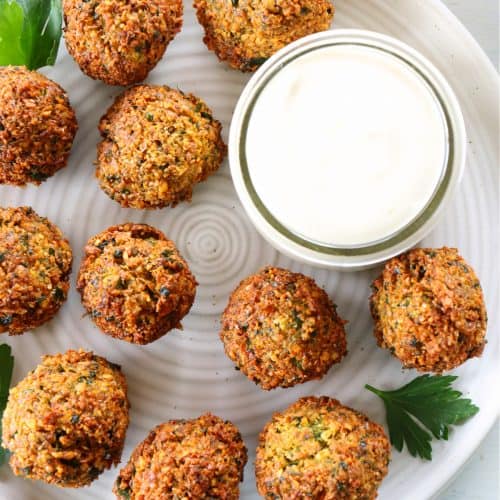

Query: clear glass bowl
left=229, top=30, right=466, bottom=271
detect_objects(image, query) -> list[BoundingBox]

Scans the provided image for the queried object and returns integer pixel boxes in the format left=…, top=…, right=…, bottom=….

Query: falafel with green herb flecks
left=1, top=349, right=129, bottom=487
left=96, top=84, right=226, bottom=209
left=0, top=66, right=77, bottom=186
left=220, top=267, right=347, bottom=390
left=63, top=0, right=183, bottom=86
left=194, top=0, right=334, bottom=72
left=114, top=413, right=247, bottom=499
left=370, top=247, right=487, bottom=373
left=77, top=223, right=197, bottom=345
left=0, top=206, right=72, bottom=335
left=256, top=396, right=390, bottom=499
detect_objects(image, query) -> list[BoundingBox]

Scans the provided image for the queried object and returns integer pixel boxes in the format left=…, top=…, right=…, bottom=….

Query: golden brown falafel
left=256, top=396, right=390, bottom=500
left=220, top=267, right=347, bottom=390
left=370, top=247, right=487, bottom=373
left=1, top=350, right=129, bottom=488
left=114, top=413, right=247, bottom=499
left=96, top=85, right=226, bottom=209
left=63, top=0, right=183, bottom=86
left=0, top=66, right=77, bottom=185
left=194, top=0, right=334, bottom=71
left=0, top=207, right=72, bottom=335
left=77, top=223, right=197, bottom=344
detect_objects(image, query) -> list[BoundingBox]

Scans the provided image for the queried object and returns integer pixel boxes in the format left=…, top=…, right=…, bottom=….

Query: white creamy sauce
left=245, top=45, right=447, bottom=246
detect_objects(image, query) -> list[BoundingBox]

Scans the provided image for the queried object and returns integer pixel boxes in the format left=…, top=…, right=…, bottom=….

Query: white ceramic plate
left=0, top=1, right=498, bottom=499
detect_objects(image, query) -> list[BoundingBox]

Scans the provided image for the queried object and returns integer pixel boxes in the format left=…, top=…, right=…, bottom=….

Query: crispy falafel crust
left=194, top=0, right=334, bottom=71
left=0, top=207, right=72, bottom=335
left=1, top=350, right=129, bottom=487
left=220, top=267, right=347, bottom=390
left=370, top=247, right=487, bottom=373
left=256, top=396, right=390, bottom=500
left=77, top=223, right=197, bottom=344
left=0, top=66, right=77, bottom=186
left=96, top=85, right=226, bottom=209
left=114, top=413, right=248, bottom=499
left=63, top=0, right=183, bottom=86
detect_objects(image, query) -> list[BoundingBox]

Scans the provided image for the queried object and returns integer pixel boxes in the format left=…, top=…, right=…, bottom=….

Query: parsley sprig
left=0, top=0, right=62, bottom=70
left=0, top=344, right=14, bottom=465
left=366, top=375, right=479, bottom=460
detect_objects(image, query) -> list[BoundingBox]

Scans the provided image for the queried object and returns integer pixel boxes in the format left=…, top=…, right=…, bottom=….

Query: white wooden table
left=439, top=1, right=498, bottom=499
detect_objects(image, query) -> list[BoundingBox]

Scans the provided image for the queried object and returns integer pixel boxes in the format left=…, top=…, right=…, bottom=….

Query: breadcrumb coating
left=96, top=85, right=226, bottom=209
left=221, top=267, right=347, bottom=390
left=194, top=0, right=334, bottom=71
left=256, top=396, right=390, bottom=499
left=77, top=223, right=197, bottom=344
left=2, top=350, right=129, bottom=487
left=114, top=413, right=247, bottom=499
left=0, top=207, right=72, bottom=335
left=370, top=247, right=487, bottom=372
left=0, top=66, right=77, bottom=185
left=63, top=0, right=183, bottom=86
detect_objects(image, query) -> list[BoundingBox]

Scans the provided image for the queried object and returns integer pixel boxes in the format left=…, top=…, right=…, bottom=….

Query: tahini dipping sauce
left=245, top=44, right=447, bottom=246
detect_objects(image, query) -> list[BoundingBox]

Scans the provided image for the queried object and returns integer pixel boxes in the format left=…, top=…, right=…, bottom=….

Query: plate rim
left=421, top=1, right=499, bottom=498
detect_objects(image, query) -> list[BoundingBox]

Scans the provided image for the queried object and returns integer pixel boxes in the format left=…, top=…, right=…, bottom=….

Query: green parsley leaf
left=0, top=343, right=14, bottom=465
left=0, top=0, right=25, bottom=65
left=366, top=375, right=479, bottom=460
left=116, top=486, right=131, bottom=500
left=0, top=0, right=62, bottom=70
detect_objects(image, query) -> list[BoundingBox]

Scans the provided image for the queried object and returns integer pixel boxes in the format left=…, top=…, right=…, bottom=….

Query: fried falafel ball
left=0, top=207, right=72, bottom=335
left=114, top=413, right=247, bottom=499
left=220, top=267, right=347, bottom=390
left=370, top=247, right=487, bottom=373
left=0, top=66, right=78, bottom=186
left=256, top=396, right=390, bottom=499
left=77, top=223, right=197, bottom=344
left=96, top=85, right=226, bottom=209
left=63, top=0, right=183, bottom=86
left=194, top=0, right=334, bottom=72
left=1, top=350, right=129, bottom=487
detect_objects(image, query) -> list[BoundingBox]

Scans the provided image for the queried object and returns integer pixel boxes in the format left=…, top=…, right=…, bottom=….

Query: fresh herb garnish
left=0, top=0, right=62, bottom=70
left=366, top=375, right=479, bottom=460
left=116, top=486, right=131, bottom=500
left=243, top=57, right=268, bottom=70
left=0, top=315, right=12, bottom=326
left=0, top=344, right=14, bottom=465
